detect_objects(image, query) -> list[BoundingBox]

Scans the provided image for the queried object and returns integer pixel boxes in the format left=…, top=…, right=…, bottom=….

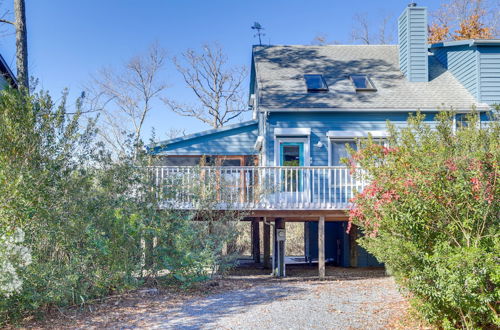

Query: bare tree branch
left=351, top=13, right=371, bottom=45
left=85, top=43, right=168, bottom=157
left=163, top=43, right=248, bottom=129
left=0, top=18, right=13, bottom=25
left=351, top=12, right=394, bottom=45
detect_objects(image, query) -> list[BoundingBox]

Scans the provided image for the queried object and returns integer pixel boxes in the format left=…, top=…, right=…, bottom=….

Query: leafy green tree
left=347, top=110, right=499, bottom=328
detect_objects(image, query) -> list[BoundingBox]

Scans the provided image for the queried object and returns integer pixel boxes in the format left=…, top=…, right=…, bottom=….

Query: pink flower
left=382, top=146, right=399, bottom=155
left=444, top=159, right=458, bottom=172
left=403, top=179, right=415, bottom=188
left=471, top=177, right=481, bottom=192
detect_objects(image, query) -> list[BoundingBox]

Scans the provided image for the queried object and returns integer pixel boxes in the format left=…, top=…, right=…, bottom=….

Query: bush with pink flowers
left=347, top=110, right=499, bottom=328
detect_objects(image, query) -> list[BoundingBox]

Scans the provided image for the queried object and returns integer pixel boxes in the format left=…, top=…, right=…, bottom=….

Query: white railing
left=149, top=166, right=367, bottom=210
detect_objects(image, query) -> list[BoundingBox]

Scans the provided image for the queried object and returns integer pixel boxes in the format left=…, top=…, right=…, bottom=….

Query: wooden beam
left=263, top=219, right=271, bottom=269
left=246, top=210, right=348, bottom=218
left=162, top=209, right=349, bottom=222
left=251, top=219, right=260, bottom=263
left=318, top=216, right=325, bottom=279
left=261, top=217, right=348, bottom=222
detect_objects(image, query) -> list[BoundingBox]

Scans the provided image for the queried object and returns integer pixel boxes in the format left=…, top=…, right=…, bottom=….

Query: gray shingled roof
left=253, top=45, right=489, bottom=111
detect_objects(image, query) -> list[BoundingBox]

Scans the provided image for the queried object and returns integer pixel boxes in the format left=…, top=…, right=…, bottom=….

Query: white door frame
left=274, top=137, right=310, bottom=167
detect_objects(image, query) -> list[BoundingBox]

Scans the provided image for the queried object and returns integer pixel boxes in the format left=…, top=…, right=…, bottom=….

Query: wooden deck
left=151, top=166, right=366, bottom=212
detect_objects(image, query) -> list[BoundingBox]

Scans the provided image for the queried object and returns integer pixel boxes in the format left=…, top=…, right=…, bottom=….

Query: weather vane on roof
left=251, top=22, right=265, bottom=46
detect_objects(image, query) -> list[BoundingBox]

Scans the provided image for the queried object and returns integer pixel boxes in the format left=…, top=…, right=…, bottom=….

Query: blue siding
left=478, top=46, right=500, bottom=105
left=306, top=222, right=351, bottom=267
left=305, top=221, right=382, bottom=267
left=398, top=11, right=408, bottom=76
left=265, top=112, right=436, bottom=166
left=154, top=122, right=258, bottom=156
left=431, top=45, right=500, bottom=105
left=432, top=45, right=478, bottom=100
left=357, top=245, right=383, bottom=267
left=398, top=6, right=429, bottom=82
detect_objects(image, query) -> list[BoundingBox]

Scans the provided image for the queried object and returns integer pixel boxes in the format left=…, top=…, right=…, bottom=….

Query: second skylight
left=350, top=75, right=377, bottom=92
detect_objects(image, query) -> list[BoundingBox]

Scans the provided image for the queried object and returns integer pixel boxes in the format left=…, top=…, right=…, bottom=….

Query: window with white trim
left=331, top=140, right=358, bottom=166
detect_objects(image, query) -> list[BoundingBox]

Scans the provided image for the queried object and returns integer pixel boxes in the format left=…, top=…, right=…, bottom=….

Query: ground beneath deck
left=27, top=265, right=413, bottom=329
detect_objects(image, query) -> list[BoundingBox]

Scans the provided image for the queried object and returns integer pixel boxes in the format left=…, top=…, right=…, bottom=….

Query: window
left=304, top=74, right=328, bottom=92
left=331, top=140, right=358, bottom=166
left=350, top=74, right=377, bottom=92
left=455, top=113, right=469, bottom=128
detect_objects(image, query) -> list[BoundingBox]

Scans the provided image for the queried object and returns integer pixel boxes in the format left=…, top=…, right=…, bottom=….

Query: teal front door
left=280, top=142, right=304, bottom=192
left=280, top=142, right=304, bottom=166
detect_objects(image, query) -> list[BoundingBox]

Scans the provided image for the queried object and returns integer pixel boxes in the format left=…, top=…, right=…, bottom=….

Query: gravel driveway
left=29, top=267, right=408, bottom=329
left=148, top=274, right=404, bottom=329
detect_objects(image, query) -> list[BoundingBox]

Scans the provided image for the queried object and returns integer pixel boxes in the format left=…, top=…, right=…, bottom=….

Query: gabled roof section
left=0, top=53, right=17, bottom=89
left=148, top=120, right=259, bottom=156
left=252, top=45, right=489, bottom=111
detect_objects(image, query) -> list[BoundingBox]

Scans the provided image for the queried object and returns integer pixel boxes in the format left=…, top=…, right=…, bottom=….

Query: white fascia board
left=259, top=105, right=491, bottom=112
left=327, top=130, right=389, bottom=138
left=274, top=128, right=311, bottom=136
left=254, top=135, right=264, bottom=151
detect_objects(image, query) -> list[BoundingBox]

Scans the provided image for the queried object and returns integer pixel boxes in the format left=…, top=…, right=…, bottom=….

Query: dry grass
left=233, top=221, right=305, bottom=257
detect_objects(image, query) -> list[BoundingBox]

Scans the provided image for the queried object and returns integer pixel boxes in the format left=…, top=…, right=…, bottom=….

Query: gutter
left=429, top=39, right=500, bottom=49
left=258, top=106, right=492, bottom=112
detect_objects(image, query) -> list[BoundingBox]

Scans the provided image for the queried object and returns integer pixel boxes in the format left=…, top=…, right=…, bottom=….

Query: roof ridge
left=253, top=44, right=397, bottom=48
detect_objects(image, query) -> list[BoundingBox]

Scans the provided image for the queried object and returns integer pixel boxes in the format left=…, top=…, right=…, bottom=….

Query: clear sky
left=0, top=0, right=441, bottom=141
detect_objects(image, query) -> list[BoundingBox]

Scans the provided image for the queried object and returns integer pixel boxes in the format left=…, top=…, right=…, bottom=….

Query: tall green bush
left=0, top=89, right=242, bottom=324
left=347, top=110, right=499, bottom=328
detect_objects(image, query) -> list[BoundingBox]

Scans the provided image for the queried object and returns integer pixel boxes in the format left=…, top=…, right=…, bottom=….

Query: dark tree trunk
left=14, top=0, right=28, bottom=90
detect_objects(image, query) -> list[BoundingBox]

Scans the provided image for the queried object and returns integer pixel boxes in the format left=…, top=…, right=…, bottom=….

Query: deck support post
left=349, top=224, right=358, bottom=267
left=251, top=219, right=260, bottom=263
left=318, top=216, right=325, bottom=279
left=274, top=218, right=285, bottom=277
left=263, top=218, right=271, bottom=269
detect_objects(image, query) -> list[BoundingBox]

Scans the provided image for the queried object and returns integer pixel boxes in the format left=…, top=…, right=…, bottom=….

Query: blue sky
left=0, top=0, right=441, bottom=140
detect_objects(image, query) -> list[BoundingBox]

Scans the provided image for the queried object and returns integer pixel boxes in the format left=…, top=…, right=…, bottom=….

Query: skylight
left=350, top=75, right=377, bottom=92
left=304, top=74, right=328, bottom=92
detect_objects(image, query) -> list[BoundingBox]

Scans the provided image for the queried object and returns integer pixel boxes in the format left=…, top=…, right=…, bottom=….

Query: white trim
left=274, top=137, right=310, bottom=166
left=327, top=138, right=332, bottom=167
left=326, top=130, right=389, bottom=138
left=254, top=136, right=264, bottom=151
left=259, top=106, right=491, bottom=112
left=327, top=131, right=388, bottom=166
left=274, top=128, right=311, bottom=136
left=328, top=138, right=358, bottom=167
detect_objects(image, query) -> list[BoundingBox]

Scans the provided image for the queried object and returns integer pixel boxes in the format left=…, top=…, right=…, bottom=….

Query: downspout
left=261, top=109, right=269, bottom=166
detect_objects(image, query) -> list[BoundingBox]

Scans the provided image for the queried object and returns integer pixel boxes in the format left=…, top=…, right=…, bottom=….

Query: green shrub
left=347, top=110, right=499, bottom=328
left=0, top=89, right=242, bottom=324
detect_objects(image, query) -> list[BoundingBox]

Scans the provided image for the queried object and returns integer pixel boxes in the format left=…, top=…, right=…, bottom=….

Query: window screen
left=331, top=140, right=358, bottom=166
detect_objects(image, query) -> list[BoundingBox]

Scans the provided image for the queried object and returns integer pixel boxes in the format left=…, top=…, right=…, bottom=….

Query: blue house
left=149, top=4, right=499, bottom=277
